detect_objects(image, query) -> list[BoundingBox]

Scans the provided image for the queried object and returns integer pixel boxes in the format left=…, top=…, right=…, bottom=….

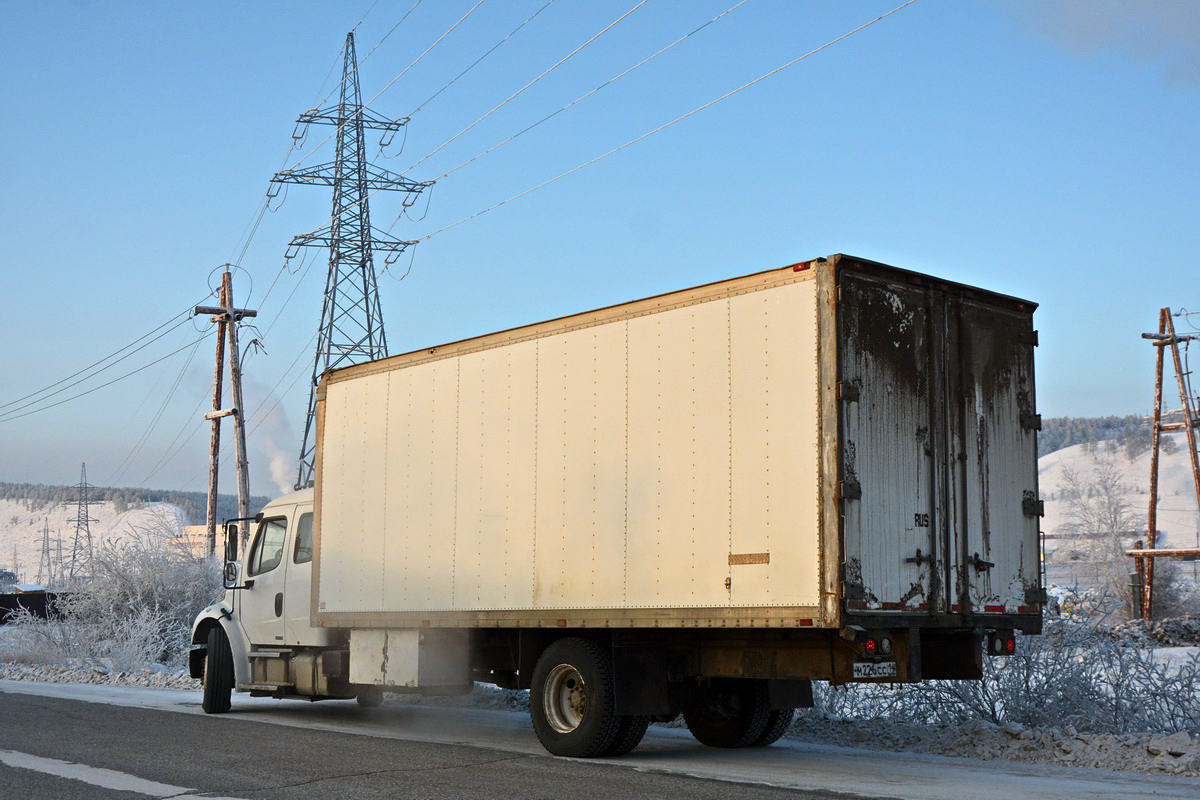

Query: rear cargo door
left=953, top=298, right=1041, bottom=615
left=838, top=265, right=1040, bottom=619
left=838, top=273, right=942, bottom=614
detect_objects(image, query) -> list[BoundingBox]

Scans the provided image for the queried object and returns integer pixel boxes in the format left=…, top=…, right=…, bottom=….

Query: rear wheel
left=751, top=708, right=795, bottom=747
left=530, top=638, right=620, bottom=758
left=202, top=626, right=234, bottom=714
left=356, top=686, right=384, bottom=708
left=604, top=715, right=650, bottom=756
left=683, top=679, right=770, bottom=748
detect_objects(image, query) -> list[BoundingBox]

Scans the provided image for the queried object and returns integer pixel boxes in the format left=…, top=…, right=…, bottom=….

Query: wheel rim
left=543, top=663, right=587, bottom=733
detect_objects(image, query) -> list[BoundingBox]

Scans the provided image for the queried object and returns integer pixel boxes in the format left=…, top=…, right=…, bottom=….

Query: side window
left=293, top=513, right=314, bottom=564
left=246, top=518, right=287, bottom=576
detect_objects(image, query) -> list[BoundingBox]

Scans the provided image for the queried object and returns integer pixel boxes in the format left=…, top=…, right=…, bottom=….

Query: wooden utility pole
left=196, top=269, right=257, bottom=556
left=1135, top=308, right=1200, bottom=619
left=202, top=280, right=228, bottom=556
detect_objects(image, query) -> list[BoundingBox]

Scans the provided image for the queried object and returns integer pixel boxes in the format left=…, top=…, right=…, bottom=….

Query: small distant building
left=12, top=584, right=46, bottom=594
left=179, top=525, right=225, bottom=561
left=0, top=569, right=16, bottom=593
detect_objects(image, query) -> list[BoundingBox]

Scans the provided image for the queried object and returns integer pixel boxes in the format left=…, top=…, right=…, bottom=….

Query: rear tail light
left=987, top=631, right=1016, bottom=656
left=865, top=635, right=893, bottom=657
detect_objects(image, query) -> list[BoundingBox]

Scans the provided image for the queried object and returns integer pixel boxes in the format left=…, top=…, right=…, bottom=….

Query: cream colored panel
left=319, top=371, right=390, bottom=612
left=728, top=281, right=821, bottom=606
left=533, top=325, right=628, bottom=607
left=627, top=300, right=732, bottom=607
left=379, top=358, right=459, bottom=610
left=454, top=342, right=538, bottom=609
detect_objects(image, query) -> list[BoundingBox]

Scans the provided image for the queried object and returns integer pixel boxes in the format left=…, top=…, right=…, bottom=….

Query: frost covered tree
left=2, top=507, right=222, bottom=671
left=1058, top=461, right=1143, bottom=617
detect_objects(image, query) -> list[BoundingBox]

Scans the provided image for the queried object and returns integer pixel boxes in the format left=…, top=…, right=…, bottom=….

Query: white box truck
left=191, top=254, right=1043, bottom=757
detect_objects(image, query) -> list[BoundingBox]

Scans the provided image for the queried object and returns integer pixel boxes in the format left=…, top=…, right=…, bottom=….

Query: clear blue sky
left=1, top=0, right=1198, bottom=497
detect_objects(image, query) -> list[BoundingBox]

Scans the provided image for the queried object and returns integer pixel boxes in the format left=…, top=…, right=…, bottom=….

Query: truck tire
left=683, top=679, right=771, bottom=748
left=356, top=686, right=384, bottom=708
left=530, top=638, right=620, bottom=758
left=202, top=626, right=234, bottom=714
left=604, top=715, right=651, bottom=757
left=751, top=708, right=795, bottom=747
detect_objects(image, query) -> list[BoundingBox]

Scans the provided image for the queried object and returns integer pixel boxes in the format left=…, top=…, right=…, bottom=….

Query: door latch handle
left=969, top=553, right=995, bottom=573
left=905, top=549, right=932, bottom=566
left=274, top=592, right=283, bottom=617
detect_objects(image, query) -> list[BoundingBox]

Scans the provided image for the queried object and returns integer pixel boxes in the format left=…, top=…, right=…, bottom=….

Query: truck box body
left=311, top=254, right=1041, bottom=633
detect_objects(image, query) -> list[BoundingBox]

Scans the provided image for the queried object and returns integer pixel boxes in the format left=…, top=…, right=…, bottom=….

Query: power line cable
left=352, top=0, right=382, bottom=32
left=136, top=386, right=213, bottom=489
left=178, top=331, right=319, bottom=493
left=0, top=315, right=198, bottom=417
left=416, top=0, right=918, bottom=242
left=107, top=337, right=204, bottom=487
left=283, top=0, right=489, bottom=176
left=0, top=334, right=212, bottom=425
left=429, top=0, right=749, bottom=184
left=405, top=0, right=648, bottom=173
left=358, top=0, right=425, bottom=67
left=407, top=0, right=557, bottom=119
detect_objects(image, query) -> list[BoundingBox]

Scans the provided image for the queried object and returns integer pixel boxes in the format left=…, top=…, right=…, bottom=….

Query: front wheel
left=356, top=686, right=384, bottom=708
left=202, top=626, right=234, bottom=714
left=530, top=638, right=620, bottom=757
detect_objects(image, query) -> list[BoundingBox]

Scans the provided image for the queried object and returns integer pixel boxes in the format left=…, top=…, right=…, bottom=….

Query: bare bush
left=813, top=597, right=1200, bottom=735
left=0, top=508, right=221, bottom=671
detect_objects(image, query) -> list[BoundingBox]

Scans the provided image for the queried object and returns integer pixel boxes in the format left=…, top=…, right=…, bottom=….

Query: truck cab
left=189, top=490, right=364, bottom=711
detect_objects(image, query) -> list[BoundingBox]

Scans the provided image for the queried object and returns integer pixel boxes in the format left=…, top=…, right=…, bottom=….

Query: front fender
left=190, top=602, right=250, bottom=687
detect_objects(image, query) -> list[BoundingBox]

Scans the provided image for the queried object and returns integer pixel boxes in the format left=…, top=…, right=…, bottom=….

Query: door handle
left=274, top=593, right=283, bottom=617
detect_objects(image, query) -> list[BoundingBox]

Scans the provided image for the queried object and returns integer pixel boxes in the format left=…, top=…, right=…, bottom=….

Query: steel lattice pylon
left=272, top=31, right=431, bottom=489
left=68, top=462, right=102, bottom=583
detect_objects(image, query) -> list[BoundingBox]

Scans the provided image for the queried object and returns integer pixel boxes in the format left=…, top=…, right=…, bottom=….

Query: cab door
left=237, top=512, right=291, bottom=646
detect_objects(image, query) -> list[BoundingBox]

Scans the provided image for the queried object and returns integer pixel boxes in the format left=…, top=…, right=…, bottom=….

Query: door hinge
left=837, top=381, right=861, bottom=403
left=1018, top=330, right=1039, bottom=347
left=1021, top=412, right=1042, bottom=431
left=841, top=478, right=862, bottom=500
left=1022, top=497, right=1045, bottom=517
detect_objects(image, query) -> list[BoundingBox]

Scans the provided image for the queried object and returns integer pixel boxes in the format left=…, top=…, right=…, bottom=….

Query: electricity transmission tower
left=271, top=31, right=431, bottom=489
left=68, top=462, right=103, bottom=583
left=37, top=518, right=52, bottom=587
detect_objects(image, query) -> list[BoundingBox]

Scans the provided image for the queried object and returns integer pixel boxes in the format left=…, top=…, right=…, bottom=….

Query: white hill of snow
left=0, top=499, right=186, bottom=586
left=1039, top=432, right=1200, bottom=593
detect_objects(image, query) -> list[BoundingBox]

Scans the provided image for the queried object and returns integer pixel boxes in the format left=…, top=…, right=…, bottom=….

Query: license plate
left=852, top=661, right=897, bottom=679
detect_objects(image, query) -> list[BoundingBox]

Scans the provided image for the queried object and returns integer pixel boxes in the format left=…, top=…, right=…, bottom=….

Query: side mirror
left=224, top=522, right=238, bottom=563
left=223, top=561, right=239, bottom=589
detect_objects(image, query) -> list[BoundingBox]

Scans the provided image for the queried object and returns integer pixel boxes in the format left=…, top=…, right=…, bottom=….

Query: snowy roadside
left=3, top=660, right=1197, bottom=779
left=0, top=660, right=198, bottom=690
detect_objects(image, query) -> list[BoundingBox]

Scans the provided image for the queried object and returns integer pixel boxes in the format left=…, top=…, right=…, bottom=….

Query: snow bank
left=787, top=712, right=1200, bottom=776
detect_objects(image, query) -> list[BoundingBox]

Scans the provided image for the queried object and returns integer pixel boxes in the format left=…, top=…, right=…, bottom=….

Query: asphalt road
left=0, top=690, right=851, bottom=800
left=2, top=681, right=1198, bottom=800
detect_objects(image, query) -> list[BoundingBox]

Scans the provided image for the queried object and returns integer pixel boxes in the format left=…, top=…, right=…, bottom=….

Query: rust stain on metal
left=728, top=552, right=770, bottom=566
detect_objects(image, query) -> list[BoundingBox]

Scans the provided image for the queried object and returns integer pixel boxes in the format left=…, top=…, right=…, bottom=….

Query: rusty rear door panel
left=838, top=271, right=941, bottom=614
left=953, top=298, right=1041, bottom=615
left=838, top=260, right=1039, bottom=621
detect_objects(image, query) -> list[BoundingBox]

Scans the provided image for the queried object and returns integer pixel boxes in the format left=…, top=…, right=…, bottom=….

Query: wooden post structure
left=203, top=281, right=229, bottom=556
left=196, top=269, right=257, bottom=557
left=1138, top=309, right=1200, bottom=619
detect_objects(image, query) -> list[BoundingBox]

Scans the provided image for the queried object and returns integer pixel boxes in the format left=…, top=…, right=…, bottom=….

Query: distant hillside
left=0, top=483, right=270, bottom=527
left=1039, top=415, right=1163, bottom=459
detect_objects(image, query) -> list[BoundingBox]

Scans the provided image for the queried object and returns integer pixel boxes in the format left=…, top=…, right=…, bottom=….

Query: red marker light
left=865, top=639, right=877, bottom=655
